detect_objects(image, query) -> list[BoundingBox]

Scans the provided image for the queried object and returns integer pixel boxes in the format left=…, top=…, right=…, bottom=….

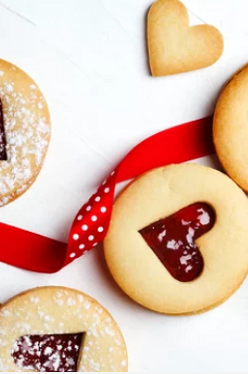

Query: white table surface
left=0, top=0, right=248, bottom=372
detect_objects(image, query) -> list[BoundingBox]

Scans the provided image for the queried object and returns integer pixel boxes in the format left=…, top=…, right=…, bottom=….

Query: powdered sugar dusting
left=197, top=208, right=211, bottom=225
left=0, top=61, right=50, bottom=207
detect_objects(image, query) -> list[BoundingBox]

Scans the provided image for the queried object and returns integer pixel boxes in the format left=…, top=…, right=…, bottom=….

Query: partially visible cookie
left=213, top=65, right=248, bottom=192
left=0, top=286, right=128, bottom=372
left=147, top=0, right=224, bottom=76
left=0, top=59, right=51, bottom=207
left=104, top=163, right=248, bottom=315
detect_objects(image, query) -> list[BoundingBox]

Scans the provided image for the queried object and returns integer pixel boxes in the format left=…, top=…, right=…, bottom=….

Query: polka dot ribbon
left=0, top=117, right=214, bottom=273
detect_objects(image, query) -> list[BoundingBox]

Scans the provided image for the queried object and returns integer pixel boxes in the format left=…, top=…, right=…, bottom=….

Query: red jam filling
left=12, top=333, right=83, bottom=372
left=0, top=98, right=7, bottom=160
left=139, top=203, right=215, bottom=282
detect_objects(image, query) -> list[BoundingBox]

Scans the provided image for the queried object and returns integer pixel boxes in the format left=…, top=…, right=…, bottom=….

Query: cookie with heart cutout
left=104, top=163, right=248, bottom=315
left=213, top=64, right=248, bottom=193
left=0, top=59, right=51, bottom=207
left=147, top=0, right=224, bottom=76
left=0, top=286, right=128, bottom=372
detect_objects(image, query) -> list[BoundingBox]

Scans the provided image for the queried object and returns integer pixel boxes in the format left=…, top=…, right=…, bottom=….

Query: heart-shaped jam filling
left=139, top=203, right=215, bottom=282
left=12, top=333, right=83, bottom=372
left=0, top=98, right=7, bottom=160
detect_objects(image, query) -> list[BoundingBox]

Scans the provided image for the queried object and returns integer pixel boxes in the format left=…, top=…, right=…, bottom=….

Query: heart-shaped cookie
left=147, top=0, right=224, bottom=76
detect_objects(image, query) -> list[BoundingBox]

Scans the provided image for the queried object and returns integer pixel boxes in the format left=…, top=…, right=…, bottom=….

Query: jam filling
left=12, top=333, right=83, bottom=372
left=139, top=203, right=215, bottom=282
left=0, top=98, right=7, bottom=160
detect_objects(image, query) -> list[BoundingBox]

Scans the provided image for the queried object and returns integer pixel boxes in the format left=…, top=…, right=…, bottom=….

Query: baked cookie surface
left=104, top=164, right=248, bottom=314
left=0, top=59, right=51, bottom=207
left=0, top=286, right=128, bottom=372
left=147, top=0, right=223, bottom=76
left=213, top=65, right=248, bottom=192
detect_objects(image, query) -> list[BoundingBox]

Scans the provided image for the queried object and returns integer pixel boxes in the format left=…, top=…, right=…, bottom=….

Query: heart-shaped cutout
left=139, top=202, right=215, bottom=282
left=12, top=333, right=84, bottom=372
left=147, top=0, right=224, bottom=76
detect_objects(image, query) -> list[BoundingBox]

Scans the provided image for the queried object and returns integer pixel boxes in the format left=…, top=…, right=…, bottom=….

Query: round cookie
left=0, top=59, right=51, bottom=207
left=0, top=286, right=128, bottom=372
left=104, top=163, right=248, bottom=315
left=213, top=65, right=248, bottom=192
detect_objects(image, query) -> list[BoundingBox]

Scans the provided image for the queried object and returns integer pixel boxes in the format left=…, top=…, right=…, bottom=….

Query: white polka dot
left=101, top=207, right=107, bottom=213
left=77, top=215, right=83, bottom=221
left=91, top=215, right=97, bottom=222
left=93, top=243, right=98, bottom=247
left=86, top=205, right=91, bottom=212
left=95, top=196, right=101, bottom=202
left=73, top=234, right=79, bottom=240
left=70, top=253, right=76, bottom=258
left=88, top=235, right=94, bottom=241
left=111, top=171, right=115, bottom=176
left=98, top=227, right=104, bottom=233
left=79, top=244, right=85, bottom=250
left=104, top=187, right=110, bottom=193
left=82, top=225, right=88, bottom=231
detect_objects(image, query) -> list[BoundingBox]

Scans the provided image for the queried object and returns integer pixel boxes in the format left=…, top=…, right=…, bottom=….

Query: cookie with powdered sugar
left=0, top=286, right=128, bottom=372
left=0, top=59, right=51, bottom=207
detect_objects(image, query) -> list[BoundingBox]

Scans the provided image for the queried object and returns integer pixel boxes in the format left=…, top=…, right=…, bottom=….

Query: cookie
left=0, top=286, right=128, bottom=372
left=0, top=59, right=51, bottom=207
left=104, top=163, right=248, bottom=315
left=147, top=0, right=224, bottom=76
left=213, top=65, right=248, bottom=192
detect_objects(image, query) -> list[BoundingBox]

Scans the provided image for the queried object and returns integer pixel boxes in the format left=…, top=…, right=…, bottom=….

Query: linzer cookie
left=0, top=59, right=51, bottom=207
left=213, top=65, right=248, bottom=192
left=0, top=286, right=128, bottom=372
left=104, top=163, right=248, bottom=314
left=147, top=0, right=224, bottom=76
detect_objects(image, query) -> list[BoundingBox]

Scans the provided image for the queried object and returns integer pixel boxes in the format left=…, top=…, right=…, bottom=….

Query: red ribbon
left=0, top=117, right=214, bottom=273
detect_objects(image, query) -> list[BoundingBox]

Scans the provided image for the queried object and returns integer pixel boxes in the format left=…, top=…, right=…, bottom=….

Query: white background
left=0, top=0, right=248, bottom=372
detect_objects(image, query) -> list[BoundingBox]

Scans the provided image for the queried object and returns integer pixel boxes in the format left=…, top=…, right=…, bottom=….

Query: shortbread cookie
left=104, top=163, right=248, bottom=315
left=147, top=0, right=224, bottom=76
left=0, top=59, right=51, bottom=207
left=0, top=286, right=128, bottom=372
left=213, top=65, right=248, bottom=192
